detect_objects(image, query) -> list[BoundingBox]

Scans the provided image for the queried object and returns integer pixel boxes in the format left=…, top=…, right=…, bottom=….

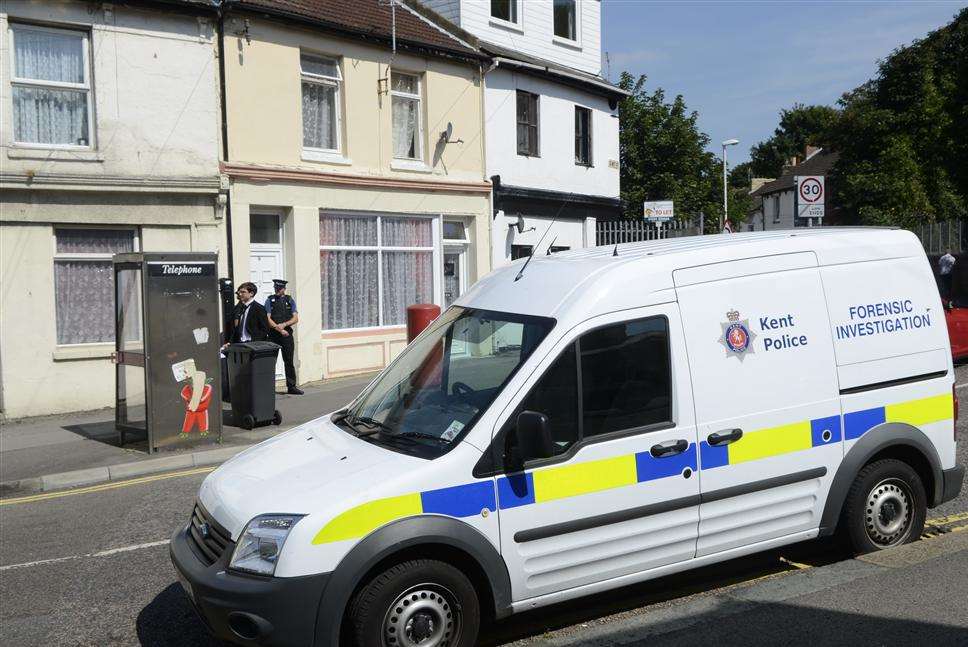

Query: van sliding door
left=674, top=252, right=842, bottom=557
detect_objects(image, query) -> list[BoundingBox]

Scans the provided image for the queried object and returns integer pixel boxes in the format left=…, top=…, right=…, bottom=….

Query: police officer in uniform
left=265, top=279, right=303, bottom=395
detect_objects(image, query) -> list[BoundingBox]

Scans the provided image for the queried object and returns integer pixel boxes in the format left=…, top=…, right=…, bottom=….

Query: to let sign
left=795, top=176, right=825, bottom=219
left=644, top=200, right=674, bottom=222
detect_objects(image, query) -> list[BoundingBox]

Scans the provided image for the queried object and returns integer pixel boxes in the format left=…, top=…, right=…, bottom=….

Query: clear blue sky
left=602, top=1, right=965, bottom=165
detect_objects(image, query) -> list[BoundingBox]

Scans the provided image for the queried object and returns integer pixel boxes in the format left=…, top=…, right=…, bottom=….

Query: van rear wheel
left=349, top=559, right=480, bottom=647
left=842, top=458, right=926, bottom=554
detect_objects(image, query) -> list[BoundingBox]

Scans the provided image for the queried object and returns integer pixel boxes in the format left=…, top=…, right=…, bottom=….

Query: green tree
left=617, top=72, right=723, bottom=230
left=831, top=8, right=968, bottom=226
left=748, top=104, right=840, bottom=178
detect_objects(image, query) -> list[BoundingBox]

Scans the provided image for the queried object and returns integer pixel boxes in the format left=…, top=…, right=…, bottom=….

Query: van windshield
left=335, top=307, right=555, bottom=458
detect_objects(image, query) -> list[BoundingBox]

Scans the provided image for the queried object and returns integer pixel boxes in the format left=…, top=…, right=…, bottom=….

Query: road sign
left=644, top=200, right=674, bottom=222
left=795, top=176, right=825, bottom=219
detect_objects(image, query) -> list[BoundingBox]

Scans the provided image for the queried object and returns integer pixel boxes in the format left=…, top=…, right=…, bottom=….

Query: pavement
left=0, top=373, right=375, bottom=494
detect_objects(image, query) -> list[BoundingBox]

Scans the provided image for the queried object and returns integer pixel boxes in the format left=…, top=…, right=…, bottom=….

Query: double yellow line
left=0, top=466, right=215, bottom=506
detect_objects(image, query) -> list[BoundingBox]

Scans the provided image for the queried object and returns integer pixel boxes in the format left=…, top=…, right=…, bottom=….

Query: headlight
left=229, top=514, right=303, bottom=576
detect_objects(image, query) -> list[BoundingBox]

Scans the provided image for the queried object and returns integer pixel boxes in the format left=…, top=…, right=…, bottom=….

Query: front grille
left=188, top=502, right=233, bottom=566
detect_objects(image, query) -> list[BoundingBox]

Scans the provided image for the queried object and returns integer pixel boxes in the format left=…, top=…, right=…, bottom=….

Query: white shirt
left=939, top=253, right=956, bottom=276
left=239, top=300, right=254, bottom=342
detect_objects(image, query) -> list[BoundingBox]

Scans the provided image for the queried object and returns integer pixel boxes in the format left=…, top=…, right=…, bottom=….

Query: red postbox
left=406, top=303, right=441, bottom=342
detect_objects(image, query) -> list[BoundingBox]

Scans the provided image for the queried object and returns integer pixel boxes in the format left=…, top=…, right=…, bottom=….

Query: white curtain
left=14, top=28, right=84, bottom=83
left=54, top=229, right=134, bottom=345
left=392, top=96, right=418, bottom=159
left=13, top=27, right=88, bottom=146
left=321, top=251, right=379, bottom=329
left=382, top=217, right=432, bottom=247
left=382, top=252, right=433, bottom=326
left=302, top=82, right=336, bottom=149
left=320, top=214, right=377, bottom=246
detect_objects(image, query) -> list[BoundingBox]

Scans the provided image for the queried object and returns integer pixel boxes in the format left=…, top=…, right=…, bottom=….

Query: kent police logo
left=719, top=309, right=755, bottom=360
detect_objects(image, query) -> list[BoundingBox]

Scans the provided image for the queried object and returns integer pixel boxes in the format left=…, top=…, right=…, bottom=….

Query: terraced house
left=0, top=1, right=224, bottom=418
left=219, top=0, right=492, bottom=383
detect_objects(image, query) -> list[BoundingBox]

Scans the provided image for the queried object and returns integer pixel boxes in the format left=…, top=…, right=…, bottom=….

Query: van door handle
left=707, top=429, right=743, bottom=446
left=650, top=439, right=689, bottom=458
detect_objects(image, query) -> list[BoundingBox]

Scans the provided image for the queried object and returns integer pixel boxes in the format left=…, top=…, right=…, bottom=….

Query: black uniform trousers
left=270, top=328, right=297, bottom=388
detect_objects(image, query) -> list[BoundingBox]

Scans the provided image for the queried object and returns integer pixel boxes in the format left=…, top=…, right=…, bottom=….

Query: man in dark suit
left=231, top=282, right=271, bottom=343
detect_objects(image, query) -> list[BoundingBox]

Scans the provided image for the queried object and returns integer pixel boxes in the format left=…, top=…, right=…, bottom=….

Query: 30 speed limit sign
left=795, top=175, right=825, bottom=219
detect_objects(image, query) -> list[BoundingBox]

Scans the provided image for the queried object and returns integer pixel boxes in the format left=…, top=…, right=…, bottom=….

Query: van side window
left=507, top=316, right=672, bottom=465
left=516, top=343, right=580, bottom=456
left=581, top=317, right=672, bottom=437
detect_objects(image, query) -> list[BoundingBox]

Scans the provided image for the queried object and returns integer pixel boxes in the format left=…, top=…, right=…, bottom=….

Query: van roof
left=457, top=228, right=927, bottom=321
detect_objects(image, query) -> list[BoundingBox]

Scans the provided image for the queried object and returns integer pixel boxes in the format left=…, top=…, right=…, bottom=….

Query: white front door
left=250, top=213, right=285, bottom=380
left=443, top=245, right=466, bottom=308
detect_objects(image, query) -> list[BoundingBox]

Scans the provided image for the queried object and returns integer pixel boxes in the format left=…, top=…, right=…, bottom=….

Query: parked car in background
left=946, top=304, right=968, bottom=361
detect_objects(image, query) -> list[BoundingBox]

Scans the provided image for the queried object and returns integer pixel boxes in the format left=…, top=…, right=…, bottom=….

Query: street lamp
left=721, top=139, right=739, bottom=232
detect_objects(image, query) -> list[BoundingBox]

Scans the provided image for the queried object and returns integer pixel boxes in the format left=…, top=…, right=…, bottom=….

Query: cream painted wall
left=223, top=16, right=486, bottom=182
left=229, top=181, right=490, bottom=385
left=0, top=2, right=220, bottom=179
left=0, top=221, right=225, bottom=418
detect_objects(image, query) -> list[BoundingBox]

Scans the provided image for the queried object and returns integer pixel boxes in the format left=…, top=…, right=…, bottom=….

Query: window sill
left=489, top=18, right=524, bottom=34
left=517, top=152, right=541, bottom=159
left=390, top=159, right=432, bottom=173
left=302, top=150, right=353, bottom=166
left=575, top=162, right=594, bottom=168
left=552, top=36, right=582, bottom=51
left=7, top=146, right=103, bottom=162
left=52, top=343, right=114, bottom=361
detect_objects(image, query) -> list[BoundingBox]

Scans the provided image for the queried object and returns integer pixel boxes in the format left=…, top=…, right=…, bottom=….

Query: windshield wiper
left=396, top=431, right=450, bottom=445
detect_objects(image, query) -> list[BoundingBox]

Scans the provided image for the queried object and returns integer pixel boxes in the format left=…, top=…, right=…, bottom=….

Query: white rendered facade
left=417, top=0, right=624, bottom=267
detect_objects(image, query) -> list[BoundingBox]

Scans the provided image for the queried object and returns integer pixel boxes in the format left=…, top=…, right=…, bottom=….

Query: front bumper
left=169, top=525, right=329, bottom=646
left=939, top=464, right=965, bottom=505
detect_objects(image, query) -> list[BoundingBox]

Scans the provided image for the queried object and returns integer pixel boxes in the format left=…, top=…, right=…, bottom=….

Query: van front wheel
left=842, top=458, right=926, bottom=554
left=349, top=559, right=480, bottom=647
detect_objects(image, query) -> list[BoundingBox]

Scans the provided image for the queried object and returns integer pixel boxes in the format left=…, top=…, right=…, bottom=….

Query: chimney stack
left=805, top=145, right=821, bottom=159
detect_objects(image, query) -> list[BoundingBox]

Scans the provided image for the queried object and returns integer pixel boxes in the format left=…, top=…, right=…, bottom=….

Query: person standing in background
left=939, top=249, right=956, bottom=306
left=231, top=282, right=270, bottom=343
left=266, top=279, right=303, bottom=395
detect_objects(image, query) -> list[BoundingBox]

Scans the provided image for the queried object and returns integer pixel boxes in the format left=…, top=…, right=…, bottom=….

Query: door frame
left=249, top=210, right=286, bottom=380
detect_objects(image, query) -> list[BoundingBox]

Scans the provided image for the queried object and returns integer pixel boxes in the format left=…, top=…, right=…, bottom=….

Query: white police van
left=171, top=229, right=963, bottom=647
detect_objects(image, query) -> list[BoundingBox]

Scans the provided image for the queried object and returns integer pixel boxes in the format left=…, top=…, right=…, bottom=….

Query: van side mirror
left=505, top=410, right=554, bottom=471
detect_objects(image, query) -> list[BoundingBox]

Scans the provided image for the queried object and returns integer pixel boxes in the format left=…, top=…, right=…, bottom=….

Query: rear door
left=674, top=253, right=843, bottom=557
left=492, top=303, right=701, bottom=602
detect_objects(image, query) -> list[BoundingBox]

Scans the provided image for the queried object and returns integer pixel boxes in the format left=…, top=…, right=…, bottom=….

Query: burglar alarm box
left=113, top=252, right=222, bottom=452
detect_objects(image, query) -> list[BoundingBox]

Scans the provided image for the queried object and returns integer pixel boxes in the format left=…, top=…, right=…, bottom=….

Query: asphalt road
left=1, top=365, right=967, bottom=647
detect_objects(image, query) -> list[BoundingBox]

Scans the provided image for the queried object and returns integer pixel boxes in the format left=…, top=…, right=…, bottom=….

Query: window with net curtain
left=301, top=54, right=341, bottom=151
left=320, top=214, right=434, bottom=330
left=11, top=24, right=91, bottom=147
left=54, top=228, right=135, bottom=345
left=391, top=72, right=422, bottom=160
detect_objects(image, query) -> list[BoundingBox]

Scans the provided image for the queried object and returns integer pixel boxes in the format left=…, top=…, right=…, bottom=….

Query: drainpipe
left=216, top=0, right=235, bottom=282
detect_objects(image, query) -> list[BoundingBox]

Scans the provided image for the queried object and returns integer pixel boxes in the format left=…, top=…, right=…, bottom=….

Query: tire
left=272, top=410, right=282, bottom=426
left=841, top=458, right=927, bottom=555
left=348, top=559, right=480, bottom=647
left=240, top=413, right=255, bottom=430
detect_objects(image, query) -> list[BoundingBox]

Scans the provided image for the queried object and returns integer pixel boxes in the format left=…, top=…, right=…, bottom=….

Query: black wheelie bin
left=224, top=341, right=282, bottom=429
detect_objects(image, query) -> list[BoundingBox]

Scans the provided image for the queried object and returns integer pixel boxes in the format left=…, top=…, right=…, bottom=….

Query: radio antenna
left=515, top=199, right=568, bottom=282
left=545, top=236, right=558, bottom=255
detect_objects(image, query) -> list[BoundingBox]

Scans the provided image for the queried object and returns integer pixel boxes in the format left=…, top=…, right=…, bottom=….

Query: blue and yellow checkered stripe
left=312, top=393, right=952, bottom=544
